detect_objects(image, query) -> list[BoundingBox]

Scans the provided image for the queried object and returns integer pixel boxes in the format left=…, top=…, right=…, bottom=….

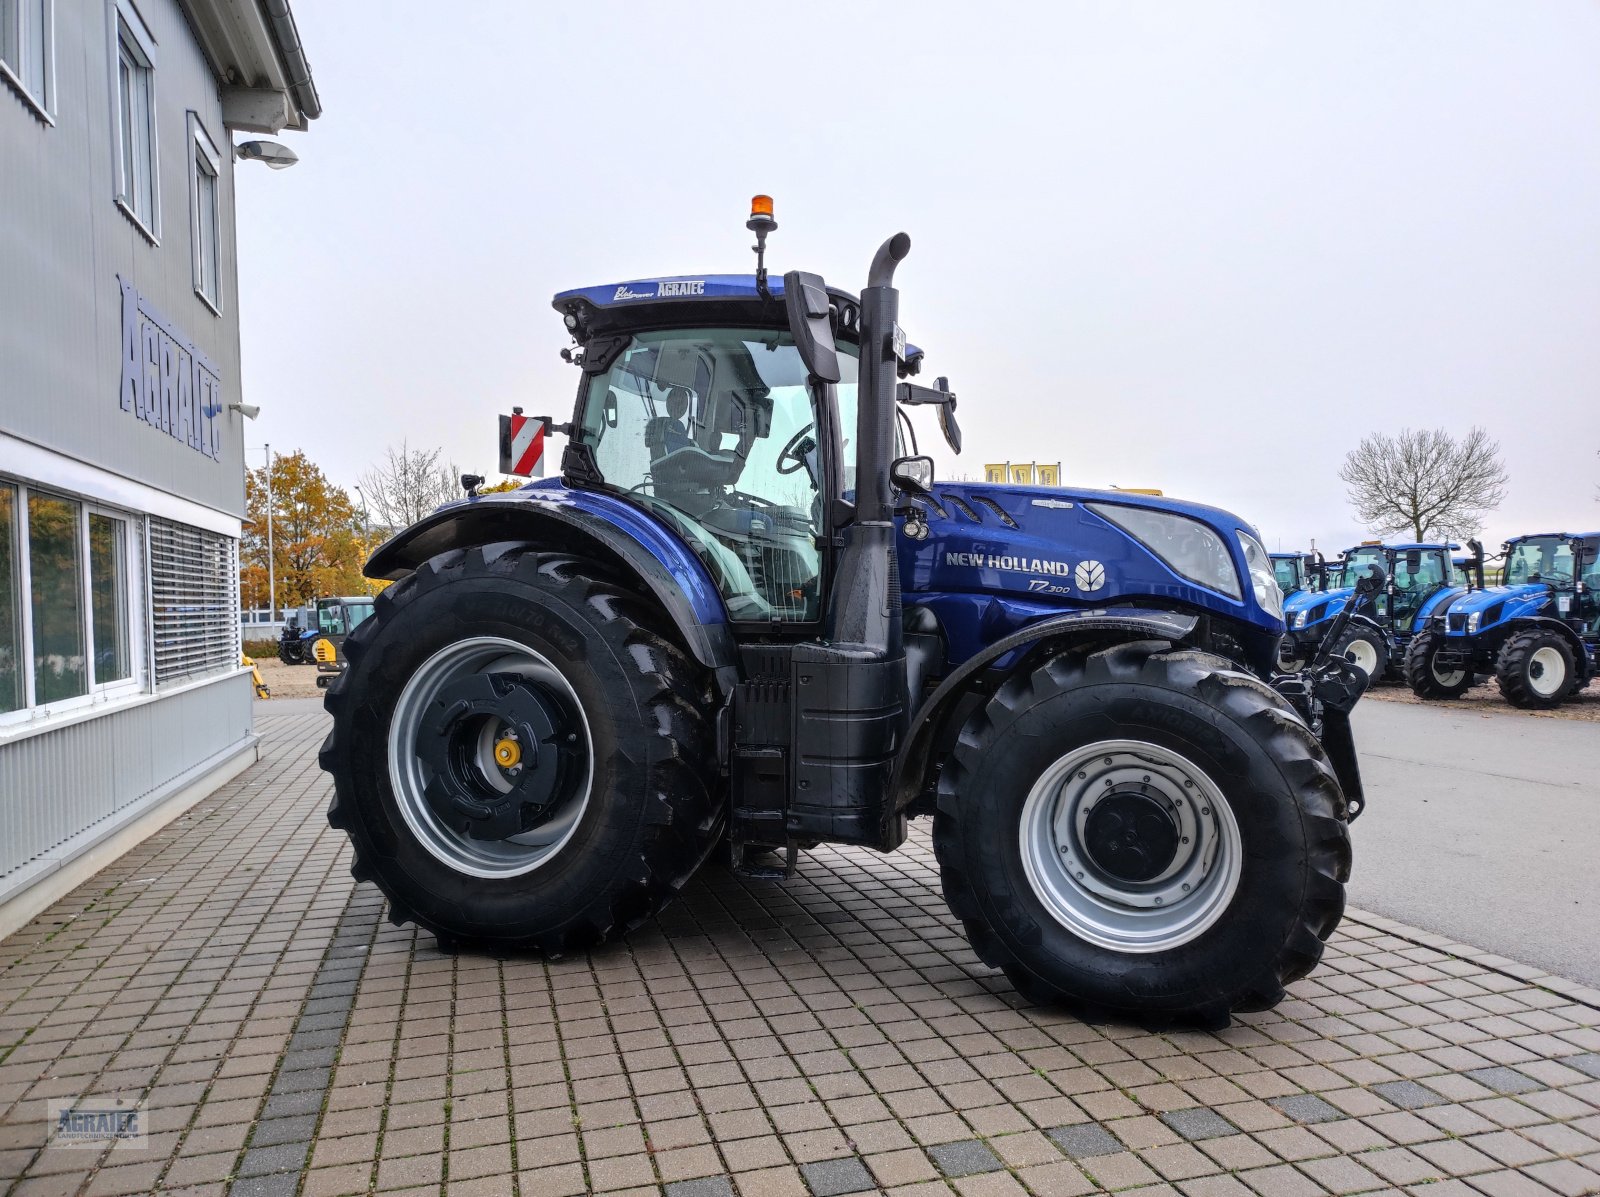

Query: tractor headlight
left=1085, top=503, right=1242, bottom=600
left=1466, top=611, right=1480, bottom=633
left=1236, top=531, right=1284, bottom=620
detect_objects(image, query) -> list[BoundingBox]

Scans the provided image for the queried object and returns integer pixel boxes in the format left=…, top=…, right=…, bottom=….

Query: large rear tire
left=933, top=641, right=1350, bottom=1025
left=1495, top=629, right=1574, bottom=710
left=320, top=546, right=720, bottom=953
left=1403, top=629, right=1474, bottom=699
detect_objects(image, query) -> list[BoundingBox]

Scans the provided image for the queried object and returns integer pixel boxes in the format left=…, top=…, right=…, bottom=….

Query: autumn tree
left=357, top=443, right=464, bottom=536
left=1339, top=427, right=1509, bottom=541
left=242, top=449, right=372, bottom=612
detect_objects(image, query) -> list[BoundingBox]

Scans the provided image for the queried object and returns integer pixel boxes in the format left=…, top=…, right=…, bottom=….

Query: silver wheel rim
left=1431, top=654, right=1466, bottom=688
left=1018, top=739, right=1243, bottom=953
left=1529, top=646, right=1566, bottom=698
left=388, top=636, right=593, bottom=878
left=1344, top=638, right=1379, bottom=676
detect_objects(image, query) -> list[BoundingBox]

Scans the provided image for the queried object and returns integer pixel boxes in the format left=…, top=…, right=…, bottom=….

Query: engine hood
left=1448, top=583, right=1549, bottom=615
left=896, top=481, right=1283, bottom=632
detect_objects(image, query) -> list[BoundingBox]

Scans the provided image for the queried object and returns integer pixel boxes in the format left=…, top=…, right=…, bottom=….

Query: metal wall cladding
left=0, top=672, right=253, bottom=895
left=0, top=0, right=245, bottom=517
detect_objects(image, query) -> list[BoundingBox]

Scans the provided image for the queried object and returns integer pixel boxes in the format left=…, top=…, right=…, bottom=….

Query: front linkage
left=1271, top=567, right=1385, bottom=818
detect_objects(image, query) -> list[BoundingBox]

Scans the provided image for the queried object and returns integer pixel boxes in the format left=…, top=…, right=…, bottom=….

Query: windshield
left=1272, top=558, right=1301, bottom=592
left=577, top=328, right=860, bottom=622
left=1338, top=547, right=1385, bottom=588
left=1389, top=549, right=1446, bottom=592
left=1505, top=537, right=1575, bottom=586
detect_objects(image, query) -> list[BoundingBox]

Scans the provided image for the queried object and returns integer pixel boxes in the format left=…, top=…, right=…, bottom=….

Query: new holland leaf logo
left=1075, top=560, right=1106, bottom=592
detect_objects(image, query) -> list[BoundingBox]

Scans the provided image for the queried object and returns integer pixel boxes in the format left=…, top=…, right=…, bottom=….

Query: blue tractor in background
left=1280, top=540, right=1476, bottom=681
left=319, top=201, right=1372, bottom=1024
left=1405, top=532, right=1599, bottom=707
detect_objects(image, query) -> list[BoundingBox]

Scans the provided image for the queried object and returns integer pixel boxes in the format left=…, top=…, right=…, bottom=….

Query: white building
left=0, top=0, right=319, bottom=930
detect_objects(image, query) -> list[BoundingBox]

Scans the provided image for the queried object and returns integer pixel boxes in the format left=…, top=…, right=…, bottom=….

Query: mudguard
left=886, top=607, right=1199, bottom=825
left=364, top=489, right=741, bottom=694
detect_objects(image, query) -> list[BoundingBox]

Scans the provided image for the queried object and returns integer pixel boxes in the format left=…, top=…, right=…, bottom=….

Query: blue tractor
left=320, top=202, right=1372, bottom=1023
left=1405, top=532, right=1599, bottom=706
left=1280, top=540, right=1473, bottom=681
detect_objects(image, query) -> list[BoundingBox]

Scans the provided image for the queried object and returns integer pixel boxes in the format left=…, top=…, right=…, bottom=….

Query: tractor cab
left=309, top=595, right=375, bottom=687
left=1269, top=552, right=1306, bottom=596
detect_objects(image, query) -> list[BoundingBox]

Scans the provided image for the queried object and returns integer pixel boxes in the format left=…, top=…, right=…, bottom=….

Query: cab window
left=578, top=328, right=859, bottom=622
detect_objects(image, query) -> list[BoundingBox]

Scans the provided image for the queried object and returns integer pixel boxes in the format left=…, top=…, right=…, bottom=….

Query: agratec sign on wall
left=118, top=277, right=224, bottom=460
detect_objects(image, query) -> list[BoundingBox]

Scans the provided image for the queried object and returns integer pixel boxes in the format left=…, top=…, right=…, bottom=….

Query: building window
left=27, top=492, right=87, bottom=704
left=189, top=114, right=222, bottom=311
left=0, top=478, right=148, bottom=721
left=149, top=517, right=237, bottom=686
left=0, top=486, right=22, bottom=713
left=89, top=513, right=132, bottom=685
left=113, top=1, right=158, bottom=240
left=0, top=0, right=53, bottom=120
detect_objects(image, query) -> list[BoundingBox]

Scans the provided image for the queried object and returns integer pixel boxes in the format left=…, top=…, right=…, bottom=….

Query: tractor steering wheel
left=777, top=424, right=817, bottom=476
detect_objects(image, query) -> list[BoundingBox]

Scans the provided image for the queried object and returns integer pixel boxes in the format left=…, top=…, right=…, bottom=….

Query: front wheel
left=1403, top=629, right=1474, bottom=699
left=1332, top=625, right=1388, bottom=685
left=933, top=641, right=1350, bottom=1024
left=1496, top=629, right=1574, bottom=710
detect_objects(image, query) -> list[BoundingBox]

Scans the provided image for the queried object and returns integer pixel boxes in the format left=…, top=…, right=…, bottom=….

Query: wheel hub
left=416, top=672, right=569, bottom=840
left=1081, top=792, right=1181, bottom=883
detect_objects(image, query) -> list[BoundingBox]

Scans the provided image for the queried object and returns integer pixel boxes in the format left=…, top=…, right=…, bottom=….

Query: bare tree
left=1339, top=426, right=1508, bottom=541
left=357, top=442, right=464, bottom=534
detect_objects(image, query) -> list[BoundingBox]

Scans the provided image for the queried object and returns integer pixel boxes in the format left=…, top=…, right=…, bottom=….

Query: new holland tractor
left=1280, top=540, right=1475, bottom=681
left=1405, top=531, right=1599, bottom=707
left=320, top=201, right=1373, bottom=1023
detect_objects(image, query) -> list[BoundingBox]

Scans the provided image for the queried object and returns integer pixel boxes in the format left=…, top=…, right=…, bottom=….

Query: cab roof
left=1507, top=531, right=1600, bottom=543
left=1342, top=541, right=1459, bottom=553
left=551, top=273, right=922, bottom=361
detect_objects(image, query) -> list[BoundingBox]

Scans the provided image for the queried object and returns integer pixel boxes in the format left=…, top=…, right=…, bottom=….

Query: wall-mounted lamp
left=230, top=402, right=261, bottom=419
left=235, top=140, right=299, bottom=169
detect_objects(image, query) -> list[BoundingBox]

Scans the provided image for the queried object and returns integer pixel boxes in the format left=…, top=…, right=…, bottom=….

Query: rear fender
left=887, top=608, right=1198, bottom=826
left=365, top=493, right=740, bottom=694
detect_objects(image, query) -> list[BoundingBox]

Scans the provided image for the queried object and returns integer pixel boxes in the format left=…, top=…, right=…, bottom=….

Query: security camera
left=229, top=402, right=261, bottom=419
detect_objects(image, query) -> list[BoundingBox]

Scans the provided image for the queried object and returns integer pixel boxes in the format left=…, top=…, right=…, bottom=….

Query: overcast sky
left=237, top=0, right=1600, bottom=554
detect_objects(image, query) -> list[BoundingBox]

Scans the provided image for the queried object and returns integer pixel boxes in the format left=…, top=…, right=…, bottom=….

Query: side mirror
left=1355, top=566, right=1386, bottom=596
left=891, top=455, right=935, bottom=495
left=782, top=270, right=841, bottom=384
left=897, top=376, right=962, bottom=454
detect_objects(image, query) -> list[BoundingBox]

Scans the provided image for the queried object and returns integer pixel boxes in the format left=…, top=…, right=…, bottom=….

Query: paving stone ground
left=3, top=707, right=1599, bottom=1197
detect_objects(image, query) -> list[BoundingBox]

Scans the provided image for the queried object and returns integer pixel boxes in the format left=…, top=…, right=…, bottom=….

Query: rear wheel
left=933, top=641, right=1350, bottom=1025
left=1331, top=625, right=1388, bottom=685
left=320, top=546, right=720, bottom=952
left=1496, top=629, right=1574, bottom=710
left=1403, top=629, right=1474, bottom=699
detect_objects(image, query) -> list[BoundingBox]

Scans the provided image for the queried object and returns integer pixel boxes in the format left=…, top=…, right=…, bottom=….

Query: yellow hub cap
left=493, top=737, right=522, bottom=768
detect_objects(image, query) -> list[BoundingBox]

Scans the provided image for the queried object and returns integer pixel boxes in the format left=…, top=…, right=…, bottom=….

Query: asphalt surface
left=1348, top=697, right=1600, bottom=986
